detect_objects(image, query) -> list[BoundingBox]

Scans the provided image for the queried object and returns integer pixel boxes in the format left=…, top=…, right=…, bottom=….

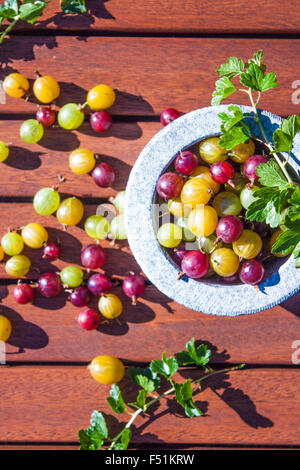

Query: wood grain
left=0, top=202, right=299, bottom=365
left=0, top=284, right=299, bottom=364
left=1, top=37, right=300, bottom=116
left=0, top=366, right=298, bottom=445
left=8, top=0, right=300, bottom=34
left=0, top=203, right=140, bottom=279
left=0, top=121, right=159, bottom=198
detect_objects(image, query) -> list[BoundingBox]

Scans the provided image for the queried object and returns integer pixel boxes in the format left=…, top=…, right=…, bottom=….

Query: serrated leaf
left=293, top=241, right=300, bottom=258
left=261, top=72, right=278, bottom=91
left=216, top=57, right=244, bottom=79
left=106, top=385, right=126, bottom=414
left=264, top=195, right=281, bottom=228
left=240, top=63, right=264, bottom=91
left=218, top=124, right=251, bottom=150
left=0, top=5, right=18, bottom=19
left=19, top=1, right=48, bottom=23
left=4, top=0, right=19, bottom=14
left=290, top=187, right=300, bottom=206
left=78, top=429, right=101, bottom=450
left=136, top=389, right=147, bottom=408
left=173, top=380, right=203, bottom=418
left=272, top=226, right=300, bottom=255
left=246, top=187, right=279, bottom=223
left=90, top=410, right=108, bottom=439
left=240, top=63, right=278, bottom=92
left=175, top=339, right=211, bottom=367
left=218, top=105, right=244, bottom=132
left=246, top=50, right=266, bottom=73
left=256, top=160, right=288, bottom=189
left=211, top=77, right=236, bottom=106
left=128, top=366, right=160, bottom=393
left=150, top=352, right=179, bottom=380
left=113, top=428, right=131, bottom=450
left=273, top=115, right=300, bottom=153
left=61, top=0, right=87, bottom=14
left=78, top=411, right=108, bottom=450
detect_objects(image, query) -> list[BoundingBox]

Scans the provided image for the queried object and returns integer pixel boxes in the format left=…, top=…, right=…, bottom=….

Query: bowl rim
left=125, top=105, right=300, bottom=316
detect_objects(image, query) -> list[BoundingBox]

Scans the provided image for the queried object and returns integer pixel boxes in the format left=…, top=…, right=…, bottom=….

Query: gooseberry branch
left=247, top=88, right=293, bottom=184
left=108, top=363, right=244, bottom=450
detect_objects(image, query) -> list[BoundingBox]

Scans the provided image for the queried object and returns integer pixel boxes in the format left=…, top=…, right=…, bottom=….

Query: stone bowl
left=125, top=105, right=300, bottom=316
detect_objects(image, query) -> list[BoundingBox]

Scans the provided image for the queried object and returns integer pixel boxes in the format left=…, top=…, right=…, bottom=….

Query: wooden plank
left=0, top=203, right=140, bottom=279
left=0, top=283, right=299, bottom=364
left=1, top=37, right=300, bottom=116
left=0, top=121, right=159, bottom=197
left=8, top=0, right=300, bottom=34
left=0, top=366, right=298, bottom=445
left=0, top=202, right=299, bottom=364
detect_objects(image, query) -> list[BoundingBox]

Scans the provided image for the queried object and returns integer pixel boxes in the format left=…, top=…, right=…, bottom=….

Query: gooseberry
left=33, top=75, right=60, bottom=103
left=98, top=293, right=123, bottom=319
left=69, top=148, right=96, bottom=175
left=78, top=308, right=101, bottom=330
left=21, top=223, right=48, bottom=249
left=89, top=355, right=125, bottom=384
left=20, top=119, right=44, bottom=144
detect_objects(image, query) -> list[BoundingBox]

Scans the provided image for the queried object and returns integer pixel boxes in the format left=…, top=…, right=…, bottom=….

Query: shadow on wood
left=1, top=305, right=49, bottom=353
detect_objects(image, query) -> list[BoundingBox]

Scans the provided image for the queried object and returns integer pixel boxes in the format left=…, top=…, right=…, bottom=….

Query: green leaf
left=106, top=385, right=126, bottom=414
left=78, top=411, right=108, bottom=450
left=260, top=72, right=278, bottom=92
left=173, top=380, right=203, bottom=418
left=218, top=124, right=251, bottom=150
left=272, top=224, right=300, bottom=255
left=288, top=187, right=300, bottom=221
left=211, top=77, right=236, bottom=106
left=264, top=194, right=282, bottom=227
left=290, top=186, right=300, bottom=206
left=150, top=352, right=179, bottom=380
left=136, top=389, right=147, bottom=408
left=218, top=105, right=244, bottom=132
left=256, top=160, right=288, bottom=189
left=128, top=366, right=160, bottom=393
left=176, top=339, right=211, bottom=367
left=216, top=57, right=244, bottom=80
left=114, top=429, right=131, bottom=450
left=61, top=0, right=87, bottom=13
left=273, top=115, right=300, bottom=153
left=240, top=63, right=278, bottom=92
left=246, top=186, right=284, bottom=227
left=19, top=1, right=48, bottom=24
left=240, top=63, right=264, bottom=91
left=4, top=0, right=19, bottom=14
left=295, top=257, right=300, bottom=268
left=246, top=50, right=266, bottom=73
left=0, top=5, right=18, bottom=19
left=293, top=241, right=300, bottom=258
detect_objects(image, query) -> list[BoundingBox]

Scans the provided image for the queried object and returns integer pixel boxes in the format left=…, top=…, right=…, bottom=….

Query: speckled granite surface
left=125, top=105, right=300, bottom=316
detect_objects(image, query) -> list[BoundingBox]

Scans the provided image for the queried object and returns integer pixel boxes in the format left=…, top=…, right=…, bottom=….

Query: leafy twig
left=79, top=338, right=245, bottom=450
left=211, top=50, right=300, bottom=262
left=0, top=0, right=87, bottom=45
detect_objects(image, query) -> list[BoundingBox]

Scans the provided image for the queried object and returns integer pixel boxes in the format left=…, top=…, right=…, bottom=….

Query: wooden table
left=0, top=0, right=299, bottom=451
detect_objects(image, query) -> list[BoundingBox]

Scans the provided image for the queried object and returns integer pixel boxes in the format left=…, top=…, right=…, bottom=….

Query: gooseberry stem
left=247, top=89, right=293, bottom=184
left=0, top=18, right=19, bottom=45
left=108, top=363, right=244, bottom=450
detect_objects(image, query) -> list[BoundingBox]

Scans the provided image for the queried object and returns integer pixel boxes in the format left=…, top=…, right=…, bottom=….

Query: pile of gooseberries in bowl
left=125, top=105, right=300, bottom=316
left=155, top=135, right=272, bottom=285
